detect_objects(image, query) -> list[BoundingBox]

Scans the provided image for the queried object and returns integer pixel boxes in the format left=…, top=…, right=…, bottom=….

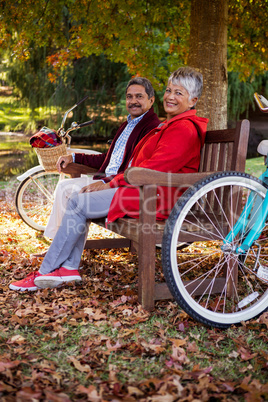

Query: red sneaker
left=9, top=271, right=42, bottom=291
left=34, top=267, right=81, bottom=289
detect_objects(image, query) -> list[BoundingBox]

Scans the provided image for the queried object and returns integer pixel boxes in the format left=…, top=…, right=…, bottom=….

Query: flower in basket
left=30, top=127, right=63, bottom=148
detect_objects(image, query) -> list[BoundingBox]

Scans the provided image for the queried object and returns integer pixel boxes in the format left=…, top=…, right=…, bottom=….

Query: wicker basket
left=35, top=142, right=68, bottom=172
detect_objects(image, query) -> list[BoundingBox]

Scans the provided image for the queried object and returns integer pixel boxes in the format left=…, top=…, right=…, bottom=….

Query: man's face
left=126, top=84, right=155, bottom=119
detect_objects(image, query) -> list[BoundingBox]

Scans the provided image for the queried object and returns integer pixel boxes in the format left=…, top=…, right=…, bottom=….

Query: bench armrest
left=61, top=163, right=98, bottom=178
left=124, top=167, right=216, bottom=187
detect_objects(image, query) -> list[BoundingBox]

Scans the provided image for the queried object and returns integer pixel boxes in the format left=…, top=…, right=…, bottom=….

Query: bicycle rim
left=15, top=170, right=61, bottom=232
left=162, top=172, right=268, bottom=328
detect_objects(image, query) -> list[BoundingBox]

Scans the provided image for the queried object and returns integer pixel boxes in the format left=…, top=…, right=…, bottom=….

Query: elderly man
left=43, top=77, right=160, bottom=239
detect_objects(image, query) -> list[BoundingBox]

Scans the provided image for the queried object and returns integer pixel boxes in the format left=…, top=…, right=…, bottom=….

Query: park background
left=0, top=0, right=268, bottom=181
left=0, top=0, right=268, bottom=400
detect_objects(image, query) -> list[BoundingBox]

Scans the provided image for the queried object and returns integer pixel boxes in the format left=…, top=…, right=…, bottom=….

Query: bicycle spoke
left=16, top=171, right=61, bottom=231
left=163, top=172, right=268, bottom=328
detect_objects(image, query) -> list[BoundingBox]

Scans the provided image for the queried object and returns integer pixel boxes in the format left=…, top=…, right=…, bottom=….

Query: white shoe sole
left=9, top=284, right=39, bottom=291
left=35, top=276, right=82, bottom=289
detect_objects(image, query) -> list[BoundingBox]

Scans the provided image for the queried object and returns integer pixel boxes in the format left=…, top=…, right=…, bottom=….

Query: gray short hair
left=126, top=77, right=155, bottom=99
left=168, top=67, right=203, bottom=101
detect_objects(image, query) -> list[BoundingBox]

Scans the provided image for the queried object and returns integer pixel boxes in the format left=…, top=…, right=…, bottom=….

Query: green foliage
left=228, top=0, right=268, bottom=77
left=1, top=1, right=266, bottom=80
left=4, top=49, right=132, bottom=136
left=228, top=71, right=268, bottom=120
left=1, top=0, right=267, bottom=129
left=0, top=0, right=190, bottom=84
left=6, top=45, right=55, bottom=110
left=45, top=55, right=131, bottom=137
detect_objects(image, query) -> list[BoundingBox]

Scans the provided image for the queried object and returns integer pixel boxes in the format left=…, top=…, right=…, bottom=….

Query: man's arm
left=56, top=151, right=108, bottom=173
left=56, top=154, right=73, bottom=172
left=74, top=152, right=107, bottom=169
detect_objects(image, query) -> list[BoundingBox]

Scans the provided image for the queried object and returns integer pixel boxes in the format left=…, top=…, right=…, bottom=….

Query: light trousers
left=39, top=186, right=118, bottom=275
left=44, top=176, right=95, bottom=239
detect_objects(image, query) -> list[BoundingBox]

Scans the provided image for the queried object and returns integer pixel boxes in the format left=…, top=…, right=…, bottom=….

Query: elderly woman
left=10, top=67, right=208, bottom=291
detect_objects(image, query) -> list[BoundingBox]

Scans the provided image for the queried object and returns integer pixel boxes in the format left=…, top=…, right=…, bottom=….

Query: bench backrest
left=196, top=120, right=250, bottom=216
left=199, top=120, right=249, bottom=174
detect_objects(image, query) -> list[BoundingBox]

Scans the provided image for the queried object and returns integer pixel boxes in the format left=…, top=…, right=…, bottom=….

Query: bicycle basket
left=35, top=142, right=68, bottom=172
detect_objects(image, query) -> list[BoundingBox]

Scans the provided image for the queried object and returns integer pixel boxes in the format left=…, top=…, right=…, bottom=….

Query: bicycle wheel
left=15, top=170, right=62, bottom=232
left=162, top=171, right=268, bottom=328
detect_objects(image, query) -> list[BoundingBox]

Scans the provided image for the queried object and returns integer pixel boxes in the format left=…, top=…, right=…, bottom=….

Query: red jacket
left=74, top=107, right=160, bottom=183
left=107, top=110, right=208, bottom=222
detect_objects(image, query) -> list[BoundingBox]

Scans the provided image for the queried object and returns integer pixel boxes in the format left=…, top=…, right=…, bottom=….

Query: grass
left=0, top=184, right=267, bottom=400
left=0, top=141, right=31, bottom=150
left=0, top=306, right=266, bottom=385
left=245, top=156, right=266, bottom=177
left=0, top=95, right=34, bottom=132
left=0, top=91, right=57, bottom=133
left=0, top=303, right=267, bottom=386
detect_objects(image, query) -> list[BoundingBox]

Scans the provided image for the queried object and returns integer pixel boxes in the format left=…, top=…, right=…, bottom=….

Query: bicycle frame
left=24, top=172, right=66, bottom=202
left=223, top=170, right=268, bottom=253
left=224, top=96, right=268, bottom=255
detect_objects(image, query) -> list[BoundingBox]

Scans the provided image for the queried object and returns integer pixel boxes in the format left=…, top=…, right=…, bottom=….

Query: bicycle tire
left=15, top=170, right=62, bottom=232
left=162, top=171, right=268, bottom=328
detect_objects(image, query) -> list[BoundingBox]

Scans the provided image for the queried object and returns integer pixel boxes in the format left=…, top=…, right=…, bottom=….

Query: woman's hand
left=80, top=181, right=111, bottom=193
left=56, top=154, right=73, bottom=173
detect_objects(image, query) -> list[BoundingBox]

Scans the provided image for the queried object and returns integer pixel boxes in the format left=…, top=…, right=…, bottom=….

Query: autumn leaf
left=7, top=335, right=26, bottom=345
left=0, top=360, right=21, bottom=372
left=16, top=388, right=42, bottom=401
left=140, top=339, right=166, bottom=354
left=237, top=347, right=258, bottom=361
left=68, top=356, right=92, bottom=373
left=259, top=312, right=268, bottom=329
left=76, top=385, right=102, bottom=401
left=169, top=338, right=187, bottom=347
left=106, top=339, right=123, bottom=352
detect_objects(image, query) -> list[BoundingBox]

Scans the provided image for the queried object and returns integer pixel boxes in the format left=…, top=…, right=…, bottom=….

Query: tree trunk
left=188, top=0, right=228, bottom=130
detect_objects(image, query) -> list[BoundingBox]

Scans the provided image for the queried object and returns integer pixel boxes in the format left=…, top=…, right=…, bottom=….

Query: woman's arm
left=109, top=121, right=201, bottom=188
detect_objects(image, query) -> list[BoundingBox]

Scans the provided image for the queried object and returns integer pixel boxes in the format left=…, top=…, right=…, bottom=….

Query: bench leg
left=138, top=238, right=156, bottom=311
left=138, top=184, right=157, bottom=311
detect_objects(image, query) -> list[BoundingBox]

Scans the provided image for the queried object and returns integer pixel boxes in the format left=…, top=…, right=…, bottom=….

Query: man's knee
left=66, top=218, right=87, bottom=235
left=66, top=192, right=87, bottom=217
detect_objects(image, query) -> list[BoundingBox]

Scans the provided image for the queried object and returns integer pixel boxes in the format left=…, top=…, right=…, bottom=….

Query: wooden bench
left=62, top=119, right=250, bottom=311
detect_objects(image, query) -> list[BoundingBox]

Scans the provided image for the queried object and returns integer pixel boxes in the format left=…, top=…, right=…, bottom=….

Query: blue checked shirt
left=105, top=111, right=147, bottom=176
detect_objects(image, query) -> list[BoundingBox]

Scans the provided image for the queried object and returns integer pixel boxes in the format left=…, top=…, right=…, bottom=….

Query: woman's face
left=163, top=81, right=198, bottom=121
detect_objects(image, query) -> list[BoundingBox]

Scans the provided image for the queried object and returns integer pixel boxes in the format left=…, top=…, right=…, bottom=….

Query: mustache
left=128, top=104, right=141, bottom=108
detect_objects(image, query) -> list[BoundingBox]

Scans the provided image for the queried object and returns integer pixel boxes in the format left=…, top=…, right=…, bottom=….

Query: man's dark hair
left=126, top=77, right=155, bottom=99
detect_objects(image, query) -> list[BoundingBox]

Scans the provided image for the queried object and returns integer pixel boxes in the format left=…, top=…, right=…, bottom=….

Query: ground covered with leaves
left=0, top=182, right=268, bottom=401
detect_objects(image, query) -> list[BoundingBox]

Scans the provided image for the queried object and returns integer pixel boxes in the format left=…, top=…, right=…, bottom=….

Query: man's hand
left=56, top=154, right=73, bottom=173
left=80, top=181, right=111, bottom=193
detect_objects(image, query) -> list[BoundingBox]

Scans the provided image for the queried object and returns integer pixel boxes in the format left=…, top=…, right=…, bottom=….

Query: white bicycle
left=15, top=97, right=99, bottom=232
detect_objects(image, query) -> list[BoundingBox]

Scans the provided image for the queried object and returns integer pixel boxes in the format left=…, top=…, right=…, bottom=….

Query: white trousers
left=40, top=185, right=118, bottom=274
left=44, top=176, right=95, bottom=239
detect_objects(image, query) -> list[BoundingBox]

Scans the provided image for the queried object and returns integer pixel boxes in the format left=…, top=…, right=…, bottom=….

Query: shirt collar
left=127, top=109, right=148, bottom=124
